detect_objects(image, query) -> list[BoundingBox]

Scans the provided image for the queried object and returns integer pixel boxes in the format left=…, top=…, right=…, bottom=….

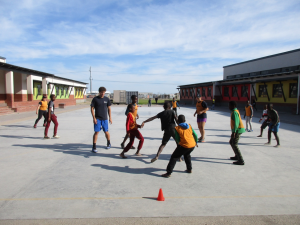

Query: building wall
left=255, top=80, right=297, bottom=104
left=0, top=70, right=5, bottom=101
left=179, top=86, right=214, bottom=105
left=224, top=50, right=300, bottom=79
left=221, top=84, right=251, bottom=102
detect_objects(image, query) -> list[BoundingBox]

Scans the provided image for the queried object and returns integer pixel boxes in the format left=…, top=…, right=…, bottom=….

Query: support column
left=69, top=86, right=74, bottom=99
left=42, top=78, right=48, bottom=95
left=5, top=71, right=14, bottom=108
left=27, top=75, right=33, bottom=101
left=297, top=74, right=300, bottom=115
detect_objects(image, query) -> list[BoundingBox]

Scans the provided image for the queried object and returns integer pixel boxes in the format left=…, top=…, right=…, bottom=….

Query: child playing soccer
left=120, top=104, right=144, bottom=158
left=121, top=95, right=139, bottom=149
left=44, top=94, right=59, bottom=139
left=229, top=101, right=245, bottom=165
left=257, top=104, right=270, bottom=137
left=161, top=115, right=198, bottom=178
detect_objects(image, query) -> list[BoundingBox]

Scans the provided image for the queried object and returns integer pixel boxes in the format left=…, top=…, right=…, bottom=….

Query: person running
left=193, top=95, right=209, bottom=142
left=265, top=104, right=280, bottom=147
left=121, top=95, right=139, bottom=149
left=44, top=94, right=59, bottom=139
left=34, top=95, right=48, bottom=128
left=211, top=98, right=215, bottom=110
left=161, top=115, right=198, bottom=178
left=229, top=101, right=245, bottom=165
left=148, top=98, right=152, bottom=107
left=91, top=87, right=112, bottom=152
left=244, top=101, right=253, bottom=132
left=141, top=102, right=178, bottom=163
left=120, top=104, right=144, bottom=158
left=171, top=97, right=180, bottom=116
left=257, top=104, right=270, bottom=137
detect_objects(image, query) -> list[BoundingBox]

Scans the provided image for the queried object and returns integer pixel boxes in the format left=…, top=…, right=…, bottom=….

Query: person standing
left=229, top=101, right=245, bottom=165
left=257, top=104, right=270, bottom=137
left=252, top=99, right=258, bottom=111
left=244, top=101, right=253, bottom=132
left=44, top=94, right=59, bottom=139
left=193, top=95, right=209, bottom=142
left=34, top=95, right=48, bottom=128
left=148, top=98, right=152, bottom=107
left=120, top=104, right=144, bottom=158
left=121, top=95, right=139, bottom=149
left=91, top=87, right=112, bottom=152
left=265, top=104, right=280, bottom=147
left=211, top=98, right=215, bottom=110
left=155, top=97, right=158, bottom=104
left=161, top=115, right=198, bottom=178
left=171, top=97, right=180, bottom=116
left=141, top=102, right=178, bottom=163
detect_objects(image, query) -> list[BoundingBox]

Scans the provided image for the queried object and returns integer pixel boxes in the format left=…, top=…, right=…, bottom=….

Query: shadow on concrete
left=2, top=125, right=34, bottom=128
left=206, top=134, right=260, bottom=139
left=143, top=136, right=174, bottom=141
left=192, top=158, right=232, bottom=165
left=204, top=141, right=263, bottom=146
left=91, top=164, right=165, bottom=177
left=0, top=135, right=42, bottom=139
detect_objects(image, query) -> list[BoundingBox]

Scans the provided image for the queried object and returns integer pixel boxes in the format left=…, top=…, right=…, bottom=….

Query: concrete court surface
left=0, top=105, right=300, bottom=222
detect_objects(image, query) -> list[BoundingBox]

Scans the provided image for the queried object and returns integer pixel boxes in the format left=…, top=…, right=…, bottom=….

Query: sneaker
left=264, top=142, right=271, bottom=145
left=33, top=124, right=37, bottom=128
left=131, top=146, right=136, bottom=149
left=43, top=123, right=47, bottom=127
left=120, top=143, right=124, bottom=149
left=53, top=135, right=60, bottom=139
left=161, top=173, right=171, bottom=178
left=257, top=135, right=262, bottom=137
left=233, top=161, right=244, bottom=165
left=44, top=136, right=50, bottom=139
left=185, top=170, right=192, bottom=173
left=230, top=156, right=238, bottom=160
left=106, top=144, right=111, bottom=149
left=274, top=145, right=281, bottom=148
left=248, top=130, right=253, bottom=132
left=200, top=138, right=205, bottom=143
left=91, top=148, right=98, bottom=153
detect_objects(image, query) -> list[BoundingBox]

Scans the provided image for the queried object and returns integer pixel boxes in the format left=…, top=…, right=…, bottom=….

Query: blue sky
left=0, top=0, right=299, bottom=94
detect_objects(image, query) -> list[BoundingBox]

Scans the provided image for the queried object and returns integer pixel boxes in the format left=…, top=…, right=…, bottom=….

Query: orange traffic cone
left=157, top=188, right=165, bottom=201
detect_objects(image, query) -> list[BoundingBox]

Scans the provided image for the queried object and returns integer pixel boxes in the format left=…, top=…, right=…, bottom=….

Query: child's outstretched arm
left=141, top=115, right=157, bottom=127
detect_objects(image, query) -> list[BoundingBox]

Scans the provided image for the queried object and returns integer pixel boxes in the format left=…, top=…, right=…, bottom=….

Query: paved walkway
left=0, top=106, right=300, bottom=222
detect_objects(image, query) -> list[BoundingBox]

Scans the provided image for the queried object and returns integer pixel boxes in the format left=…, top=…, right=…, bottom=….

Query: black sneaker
left=161, top=173, right=171, bottom=178
left=131, top=146, right=136, bottom=149
left=185, top=170, right=192, bottom=173
left=230, top=156, right=238, bottom=160
left=233, top=161, right=244, bottom=165
left=120, top=143, right=124, bottom=149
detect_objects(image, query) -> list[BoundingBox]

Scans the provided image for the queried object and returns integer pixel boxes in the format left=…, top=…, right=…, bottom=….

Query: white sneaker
left=53, top=135, right=60, bottom=139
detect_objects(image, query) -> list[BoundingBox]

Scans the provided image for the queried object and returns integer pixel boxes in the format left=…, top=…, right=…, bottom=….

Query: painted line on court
left=0, top=194, right=300, bottom=202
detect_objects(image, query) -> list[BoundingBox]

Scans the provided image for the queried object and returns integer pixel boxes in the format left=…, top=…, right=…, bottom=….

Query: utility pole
left=89, top=66, right=92, bottom=94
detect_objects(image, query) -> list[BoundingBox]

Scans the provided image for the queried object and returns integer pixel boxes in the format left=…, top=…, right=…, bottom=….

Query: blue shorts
left=94, top=119, right=109, bottom=132
left=269, top=122, right=280, bottom=132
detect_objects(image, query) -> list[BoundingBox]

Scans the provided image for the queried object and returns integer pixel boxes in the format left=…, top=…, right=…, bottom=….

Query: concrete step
left=0, top=103, right=7, bottom=107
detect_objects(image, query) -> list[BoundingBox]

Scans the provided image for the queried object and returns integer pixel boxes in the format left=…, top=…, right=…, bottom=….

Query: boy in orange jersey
left=229, top=101, right=245, bottom=165
left=162, top=115, right=198, bottom=178
left=121, top=95, right=139, bottom=149
left=120, top=104, right=144, bottom=158
left=244, top=101, right=253, bottom=132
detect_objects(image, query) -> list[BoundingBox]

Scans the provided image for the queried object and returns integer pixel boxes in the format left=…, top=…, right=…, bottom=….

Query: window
left=186, top=89, right=188, bottom=97
left=56, top=86, right=59, bottom=96
left=60, top=87, right=64, bottom=97
left=232, top=86, right=238, bottom=97
left=208, top=87, right=212, bottom=97
left=197, top=88, right=200, bottom=97
left=289, top=83, right=297, bottom=98
left=190, top=89, right=193, bottom=97
left=241, top=86, right=248, bottom=97
left=224, top=87, right=229, bottom=97
left=37, top=84, right=42, bottom=96
left=259, top=85, right=268, bottom=97
left=64, top=87, right=68, bottom=97
left=202, top=88, right=206, bottom=97
left=181, top=89, right=184, bottom=97
left=273, top=84, right=283, bottom=98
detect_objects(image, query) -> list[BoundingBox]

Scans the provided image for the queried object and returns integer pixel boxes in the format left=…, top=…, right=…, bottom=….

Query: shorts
left=261, top=120, right=270, bottom=129
left=268, top=122, right=280, bottom=132
left=197, top=117, right=207, bottom=123
left=94, top=119, right=109, bottom=132
left=162, top=128, right=176, bottom=145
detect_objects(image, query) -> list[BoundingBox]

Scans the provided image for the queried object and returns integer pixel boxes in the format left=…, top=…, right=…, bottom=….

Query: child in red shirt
left=120, top=104, right=144, bottom=158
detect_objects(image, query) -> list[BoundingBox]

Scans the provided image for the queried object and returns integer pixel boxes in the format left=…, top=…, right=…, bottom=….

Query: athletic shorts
left=268, top=122, right=280, bottom=132
left=94, top=119, right=109, bottom=132
left=261, top=120, right=270, bottom=129
left=162, top=128, right=176, bottom=145
left=197, top=117, right=207, bottom=123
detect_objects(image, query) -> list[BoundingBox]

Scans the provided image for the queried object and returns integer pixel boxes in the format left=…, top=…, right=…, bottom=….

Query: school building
left=178, top=48, right=300, bottom=114
left=0, top=57, right=87, bottom=115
